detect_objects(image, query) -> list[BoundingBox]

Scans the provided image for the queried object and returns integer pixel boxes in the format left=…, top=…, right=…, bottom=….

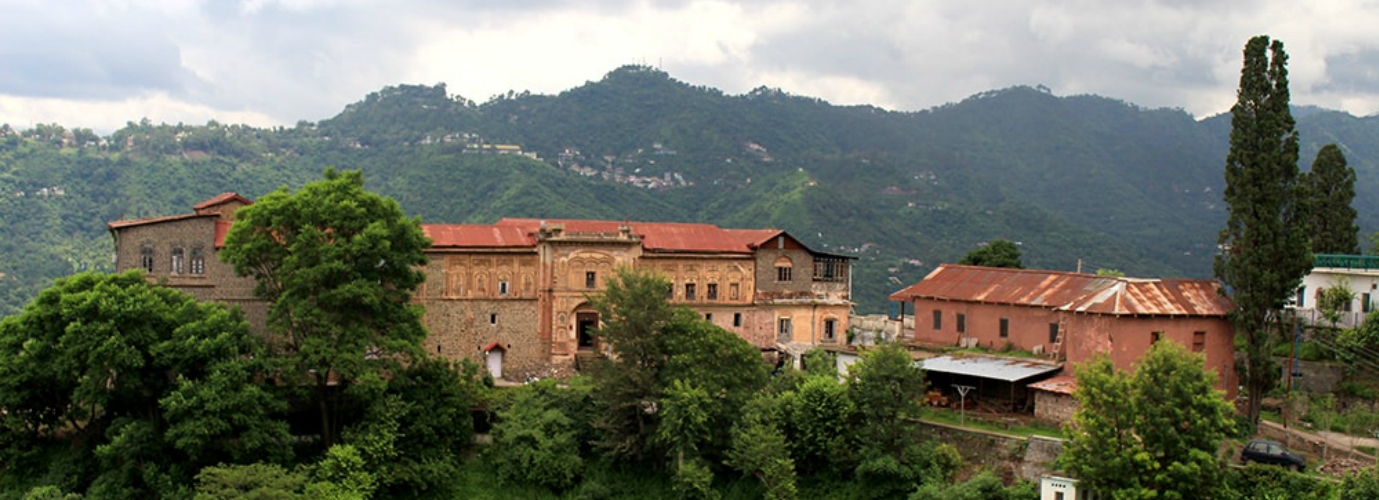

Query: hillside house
left=109, top=194, right=855, bottom=381
left=889, top=265, right=1237, bottom=421
left=1290, top=254, right=1379, bottom=329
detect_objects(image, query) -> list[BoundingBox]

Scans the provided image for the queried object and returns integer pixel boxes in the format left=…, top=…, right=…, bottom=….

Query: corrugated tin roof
left=1027, top=375, right=1077, bottom=395
left=492, top=218, right=778, bottom=254
left=889, top=265, right=1233, bottom=317
left=921, top=355, right=1063, bottom=382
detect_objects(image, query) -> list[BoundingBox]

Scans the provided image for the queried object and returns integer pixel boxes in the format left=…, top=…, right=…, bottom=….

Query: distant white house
left=1291, top=254, right=1379, bottom=328
left=1040, top=475, right=1097, bottom=500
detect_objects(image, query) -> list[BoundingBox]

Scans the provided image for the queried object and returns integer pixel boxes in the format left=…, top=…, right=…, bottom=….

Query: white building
left=1292, top=254, right=1379, bottom=329
left=1040, top=475, right=1097, bottom=500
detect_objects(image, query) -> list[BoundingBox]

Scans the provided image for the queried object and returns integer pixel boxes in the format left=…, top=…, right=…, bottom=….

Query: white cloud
left=2, top=0, right=1379, bottom=133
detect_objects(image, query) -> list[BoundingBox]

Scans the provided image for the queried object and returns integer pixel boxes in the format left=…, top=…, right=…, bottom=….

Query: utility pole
left=953, top=384, right=975, bottom=427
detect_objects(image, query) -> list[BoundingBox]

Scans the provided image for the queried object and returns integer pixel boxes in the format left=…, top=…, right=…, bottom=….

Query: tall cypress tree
left=1215, top=35, right=1313, bottom=426
left=1306, top=143, right=1360, bottom=254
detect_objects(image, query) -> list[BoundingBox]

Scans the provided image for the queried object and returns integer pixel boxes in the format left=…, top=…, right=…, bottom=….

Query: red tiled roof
left=214, top=220, right=234, bottom=247
left=107, top=212, right=217, bottom=230
left=193, top=192, right=252, bottom=211
left=889, top=264, right=1233, bottom=317
left=490, top=218, right=778, bottom=253
left=424, top=224, right=535, bottom=248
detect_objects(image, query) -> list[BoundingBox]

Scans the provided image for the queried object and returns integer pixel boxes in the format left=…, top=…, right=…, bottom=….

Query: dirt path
left=1258, top=420, right=1378, bottom=463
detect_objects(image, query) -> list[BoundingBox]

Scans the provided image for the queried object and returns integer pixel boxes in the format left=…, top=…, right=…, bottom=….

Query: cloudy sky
left=2, top=0, right=1377, bottom=134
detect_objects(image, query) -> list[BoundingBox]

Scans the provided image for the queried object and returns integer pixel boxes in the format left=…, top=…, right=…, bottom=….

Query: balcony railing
left=1315, top=254, right=1379, bottom=270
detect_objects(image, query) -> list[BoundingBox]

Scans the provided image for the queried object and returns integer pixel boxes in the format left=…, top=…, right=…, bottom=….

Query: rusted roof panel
left=424, top=224, right=535, bottom=248
left=890, top=264, right=1233, bottom=317
left=1028, top=375, right=1077, bottom=394
left=921, top=355, right=1063, bottom=382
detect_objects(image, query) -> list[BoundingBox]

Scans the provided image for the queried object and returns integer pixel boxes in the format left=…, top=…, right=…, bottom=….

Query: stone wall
left=1034, top=391, right=1077, bottom=424
left=918, top=420, right=1064, bottom=482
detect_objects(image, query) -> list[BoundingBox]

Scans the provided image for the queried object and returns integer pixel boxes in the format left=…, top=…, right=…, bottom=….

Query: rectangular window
left=730, top=283, right=740, bottom=300
left=1296, top=286, right=1306, bottom=308
left=824, top=319, right=837, bottom=341
left=1049, top=323, right=1060, bottom=345
left=1193, top=331, right=1207, bottom=352
left=170, top=248, right=185, bottom=274
left=1152, top=331, right=1163, bottom=344
left=489, top=313, right=497, bottom=325
left=498, top=280, right=509, bottom=296
left=777, top=318, right=793, bottom=342
left=777, top=266, right=793, bottom=282
left=685, top=283, right=696, bottom=300
left=586, top=271, right=597, bottom=289
left=733, top=313, right=742, bottom=327
left=707, top=283, right=718, bottom=300
left=956, top=313, right=966, bottom=333
left=705, top=313, right=713, bottom=322
left=999, top=318, right=1009, bottom=338
left=189, top=248, right=205, bottom=275
left=141, top=247, right=155, bottom=273
left=932, top=310, right=943, bottom=330
left=1366, top=293, right=1374, bottom=313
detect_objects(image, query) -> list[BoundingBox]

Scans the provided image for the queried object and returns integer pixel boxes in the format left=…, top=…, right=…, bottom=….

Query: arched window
left=140, top=244, right=155, bottom=273
left=774, top=256, right=793, bottom=282
left=170, top=247, right=185, bottom=274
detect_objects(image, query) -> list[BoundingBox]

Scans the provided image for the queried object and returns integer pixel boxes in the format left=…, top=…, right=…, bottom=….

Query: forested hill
left=3, top=65, right=1378, bottom=315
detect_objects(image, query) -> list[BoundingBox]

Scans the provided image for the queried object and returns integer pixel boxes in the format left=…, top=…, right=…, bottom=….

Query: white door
left=486, top=349, right=503, bottom=379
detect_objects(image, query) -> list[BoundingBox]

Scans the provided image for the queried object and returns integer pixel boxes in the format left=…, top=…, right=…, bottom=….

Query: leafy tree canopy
left=1305, top=143, right=1360, bottom=254
left=958, top=239, right=1024, bottom=268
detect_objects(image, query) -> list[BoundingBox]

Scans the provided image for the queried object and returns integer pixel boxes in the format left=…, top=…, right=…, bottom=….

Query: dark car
left=1241, top=439, right=1307, bottom=471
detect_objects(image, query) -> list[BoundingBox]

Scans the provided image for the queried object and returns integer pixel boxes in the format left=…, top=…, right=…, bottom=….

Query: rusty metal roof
left=889, top=264, right=1233, bottom=317
left=1027, top=375, right=1077, bottom=395
left=492, top=218, right=781, bottom=254
left=921, top=354, right=1063, bottom=382
left=424, top=224, right=536, bottom=248
left=193, top=192, right=252, bottom=211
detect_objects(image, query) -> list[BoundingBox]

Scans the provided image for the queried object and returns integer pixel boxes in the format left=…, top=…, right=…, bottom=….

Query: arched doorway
left=577, top=311, right=599, bottom=350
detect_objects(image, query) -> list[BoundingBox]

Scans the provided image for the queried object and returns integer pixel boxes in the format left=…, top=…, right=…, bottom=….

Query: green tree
left=1317, top=277, right=1357, bottom=330
left=958, top=239, right=1023, bottom=268
left=780, top=375, right=853, bottom=475
left=1215, top=35, right=1313, bottom=426
left=1063, top=342, right=1235, bottom=500
left=0, top=271, right=290, bottom=497
left=845, top=342, right=951, bottom=494
left=909, top=469, right=1037, bottom=500
left=1339, top=466, right=1379, bottom=500
left=1304, top=143, right=1359, bottom=254
left=588, top=267, right=768, bottom=463
left=488, top=380, right=586, bottom=491
left=220, top=168, right=431, bottom=447
left=194, top=463, right=307, bottom=500
left=726, top=394, right=798, bottom=500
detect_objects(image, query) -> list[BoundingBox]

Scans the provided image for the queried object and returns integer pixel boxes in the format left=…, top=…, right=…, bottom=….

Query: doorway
left=577, top=312, right=599, bottom=349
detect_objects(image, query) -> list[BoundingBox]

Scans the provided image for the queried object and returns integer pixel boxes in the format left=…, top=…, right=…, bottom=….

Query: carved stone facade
left=110, top=196, right=856, bottom=381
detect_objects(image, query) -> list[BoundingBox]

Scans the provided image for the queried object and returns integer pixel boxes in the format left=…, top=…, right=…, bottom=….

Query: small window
left=586, top=271, right=597, bottom=289
left=932, top=310, right=942, bottom=330
left=685, top=283, right=696, bottom=300
left=189, top=247, right=205, bottom=275
left=1296, top=286, right=1306, bottom=308
left=730, top=283, right=740, bottom=300
left=1049, top=323, right=1060, bottom=344
left=705, top=313, right=713, bottom=322
left=498, top=280, right=509, bottom=296
left=1365, top=293, right=1374, bottom=313
left=140, top=246, right=155, bottom=273
left=170, top=247, right=185, bottom=274
left=707, top=283, right=718, bottom=300
left=1193, top=331, right=1207, bottom=352
left=733, top=312, right=742, bottom=327
left=490, top=313, right=497, bottom=325
left=824, top=319, right=837, bottom=341
left=956, top=313, right=966, bottom=333
left=1152, top=331, right=1163, bottom=344
left=666, top=283, right=674, bottom=299
left=776, top=266, right=793, bottom=282
left=777, top=318, right=792, bottom=342
left=999, top=318, right=1009, bottom=338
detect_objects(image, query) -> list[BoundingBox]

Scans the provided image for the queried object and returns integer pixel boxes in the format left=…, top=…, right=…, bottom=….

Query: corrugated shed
left=920, top=355, right=1063, bottom=382
left=889, top=264, right=1233, bottom=317
left=424, top=224, right=534, bottom=248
